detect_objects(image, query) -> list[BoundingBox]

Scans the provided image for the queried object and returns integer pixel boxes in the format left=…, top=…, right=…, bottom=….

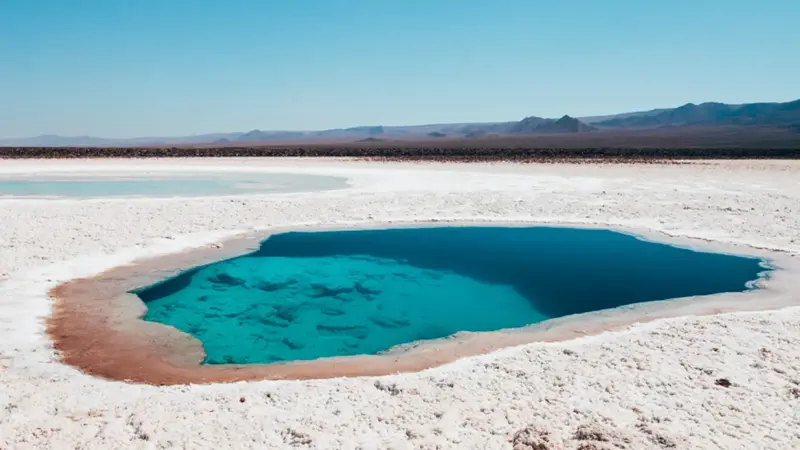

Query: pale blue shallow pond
left=135, top=226, right=767, bottom=364
left=0, top=173, right=347, bottom=198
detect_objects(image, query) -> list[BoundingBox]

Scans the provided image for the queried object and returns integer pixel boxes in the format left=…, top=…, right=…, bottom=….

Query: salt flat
left=0, top=158, right=798, bottom=449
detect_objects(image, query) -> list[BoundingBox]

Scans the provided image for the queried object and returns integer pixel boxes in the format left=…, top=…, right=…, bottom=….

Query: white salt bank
left=0, top=158, right=799, bottom=449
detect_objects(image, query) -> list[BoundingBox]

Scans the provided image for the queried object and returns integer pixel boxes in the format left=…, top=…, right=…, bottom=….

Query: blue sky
left=1, top=0, right=797, bottom=138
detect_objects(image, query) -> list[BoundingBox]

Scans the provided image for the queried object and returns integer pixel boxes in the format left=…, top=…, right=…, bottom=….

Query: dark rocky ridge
left=1, top=146, right=798, bottom=162
left=507, top=116, right=550, bottom=133
left=597, top=99, right=800, bottom=128
left=505, top=115, right=595, bottom=134
left=534, top=115, right=596, bottom=133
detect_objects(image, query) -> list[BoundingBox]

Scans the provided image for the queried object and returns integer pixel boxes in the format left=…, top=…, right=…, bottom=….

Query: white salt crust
left=0, top=158, right=798, bottom=449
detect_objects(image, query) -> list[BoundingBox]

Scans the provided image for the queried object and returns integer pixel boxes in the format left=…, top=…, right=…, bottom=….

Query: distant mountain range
left=593, top=99, right=800, bottom=129
left=2, top=98, right=797, bottom=147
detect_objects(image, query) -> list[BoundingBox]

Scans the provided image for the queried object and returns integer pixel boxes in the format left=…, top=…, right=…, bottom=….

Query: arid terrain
left=0, top=127, right=799, bottom=161
left=0, top=158, right=798, bottom=449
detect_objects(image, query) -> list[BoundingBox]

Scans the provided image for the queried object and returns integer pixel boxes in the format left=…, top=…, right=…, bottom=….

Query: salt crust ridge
left=0, top=158, right=798, bottom=449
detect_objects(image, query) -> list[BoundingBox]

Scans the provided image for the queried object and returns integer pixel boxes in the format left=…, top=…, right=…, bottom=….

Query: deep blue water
left=136, top=227, right=766, bottom=364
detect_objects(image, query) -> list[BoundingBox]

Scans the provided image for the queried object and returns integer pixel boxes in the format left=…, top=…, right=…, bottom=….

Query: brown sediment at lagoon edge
left=46, top=224, right=800, bottom=386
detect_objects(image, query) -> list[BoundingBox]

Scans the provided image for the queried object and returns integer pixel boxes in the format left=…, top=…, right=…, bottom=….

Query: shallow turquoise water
left=0, top=173, right=347, bottom=198
left=136, top=227, right=766, bottom=364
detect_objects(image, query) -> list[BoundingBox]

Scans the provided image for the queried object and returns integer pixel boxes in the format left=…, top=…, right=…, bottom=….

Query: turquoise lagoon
left=136, top=227, right=766, bottom=364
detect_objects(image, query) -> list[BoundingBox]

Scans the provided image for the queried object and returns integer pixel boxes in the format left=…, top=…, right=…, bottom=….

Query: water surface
left=137, top=227, right=765, bottom=364
left=0, top=172, right=347, bottom=198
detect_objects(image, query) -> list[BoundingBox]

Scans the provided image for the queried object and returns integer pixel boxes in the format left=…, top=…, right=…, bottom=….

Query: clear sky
left=1, top=0, right=798, bottom=138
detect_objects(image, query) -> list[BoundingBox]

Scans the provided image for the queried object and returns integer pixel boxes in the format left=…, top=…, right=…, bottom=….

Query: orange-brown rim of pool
left=47, top=224, right=797, bottom=386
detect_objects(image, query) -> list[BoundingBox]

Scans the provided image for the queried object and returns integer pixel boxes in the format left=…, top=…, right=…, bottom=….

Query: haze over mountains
left=2, top=99, right=798, bottom=147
